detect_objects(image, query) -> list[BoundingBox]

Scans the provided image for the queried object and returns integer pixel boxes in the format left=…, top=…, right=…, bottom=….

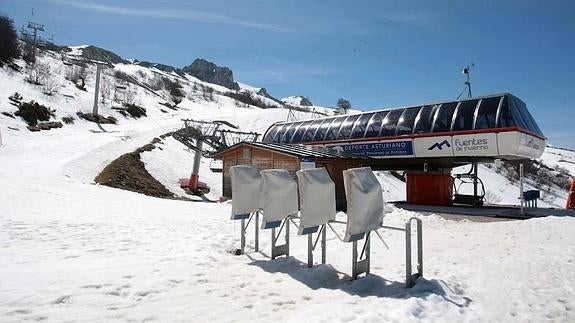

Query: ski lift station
left=214, top=92, right=546, bottom=286
left=216, top=93, right=546, bottom=208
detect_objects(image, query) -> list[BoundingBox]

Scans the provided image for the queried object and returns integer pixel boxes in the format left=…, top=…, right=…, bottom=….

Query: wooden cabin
left=213, top=142, right=370, bottom=210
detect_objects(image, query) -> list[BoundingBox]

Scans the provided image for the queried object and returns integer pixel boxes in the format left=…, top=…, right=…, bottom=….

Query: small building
left=213, top=142, right=370, bottom=210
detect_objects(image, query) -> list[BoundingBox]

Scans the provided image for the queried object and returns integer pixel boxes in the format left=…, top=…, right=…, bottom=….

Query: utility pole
left=26, top=22, right=45, bottom=63
left=93, top=63, right=103, bottom=115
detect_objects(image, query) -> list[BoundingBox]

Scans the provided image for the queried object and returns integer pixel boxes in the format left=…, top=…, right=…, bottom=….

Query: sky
left=1, top=0, right=574, bottom=147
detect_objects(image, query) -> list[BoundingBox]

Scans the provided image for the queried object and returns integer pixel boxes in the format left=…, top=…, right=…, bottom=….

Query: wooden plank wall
left=220, top=145, right=298, bottom=198
left=220, top=144, right=366, bottom=210
left=317, top=159, right=365, bottom=210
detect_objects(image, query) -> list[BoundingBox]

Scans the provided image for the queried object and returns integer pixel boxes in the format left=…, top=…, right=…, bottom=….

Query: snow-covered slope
left=1, top=47, right=575, bottom=322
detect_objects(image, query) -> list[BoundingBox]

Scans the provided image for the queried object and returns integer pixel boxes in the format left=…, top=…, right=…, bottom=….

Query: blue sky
left=1, top=0, right=574, bottom=147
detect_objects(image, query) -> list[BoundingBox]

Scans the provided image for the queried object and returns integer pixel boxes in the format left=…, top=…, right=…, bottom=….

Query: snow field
left=1, top=54, right=575, bottom=322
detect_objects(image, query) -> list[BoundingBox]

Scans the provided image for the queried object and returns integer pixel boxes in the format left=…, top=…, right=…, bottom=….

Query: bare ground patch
left=94, top=136, right=177, bottom=199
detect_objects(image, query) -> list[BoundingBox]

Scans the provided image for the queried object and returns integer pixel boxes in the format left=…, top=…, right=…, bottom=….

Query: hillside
left=1, top=46, right=574, bottom=322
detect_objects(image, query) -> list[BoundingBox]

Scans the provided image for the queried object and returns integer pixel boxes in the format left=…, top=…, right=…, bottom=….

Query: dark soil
left=94, top=138, right=175, bottom=199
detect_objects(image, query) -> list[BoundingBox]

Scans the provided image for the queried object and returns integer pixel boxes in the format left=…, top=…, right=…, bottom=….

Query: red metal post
left=566, top=178, right=575, bottom=209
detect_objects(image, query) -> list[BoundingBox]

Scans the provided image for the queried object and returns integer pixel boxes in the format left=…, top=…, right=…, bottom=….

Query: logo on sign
left=428, top=140, right=451, bottom=151
left=332, top=146, right=344, bottom=153
left=526, top=138, right=541, bottom=150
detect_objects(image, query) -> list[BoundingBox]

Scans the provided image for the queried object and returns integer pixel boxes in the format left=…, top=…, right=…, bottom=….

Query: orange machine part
left=407, top=173, right=453, bottom=206
left=566, top=178, right=575, bottom=209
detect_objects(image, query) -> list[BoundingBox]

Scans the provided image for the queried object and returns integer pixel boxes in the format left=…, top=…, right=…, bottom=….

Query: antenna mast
left=457, top=63, right=475, bottom=99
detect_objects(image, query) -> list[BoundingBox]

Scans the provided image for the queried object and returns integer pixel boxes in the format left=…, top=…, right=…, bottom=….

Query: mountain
left=281, top=95, right=313, bottom=106
left=1, top=42, right=574, bottom=323
left=67, top=45, right=127, bottom=64
left=181, top=58, right=239, bottom=90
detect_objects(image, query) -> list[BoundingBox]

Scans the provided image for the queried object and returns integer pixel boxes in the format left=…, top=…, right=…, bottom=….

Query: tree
left=337, top=98, right=351, bottom=114
left=0, top=15, right=20, bottom=66
left=25, top=60, right=50, bottom=85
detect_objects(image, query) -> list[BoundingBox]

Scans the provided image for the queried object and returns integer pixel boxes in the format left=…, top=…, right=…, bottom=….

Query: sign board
left=326, top=140, right=414, bottom=158
left=452, top=133, right=498, bottom=157
left=414, top=136, right=453, bottom=157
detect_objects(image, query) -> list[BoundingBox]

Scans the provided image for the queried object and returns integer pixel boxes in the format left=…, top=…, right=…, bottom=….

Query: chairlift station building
left=216, top=93, right=546, bottom=208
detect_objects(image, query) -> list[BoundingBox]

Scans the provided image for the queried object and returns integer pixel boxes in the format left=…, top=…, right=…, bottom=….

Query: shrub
left=25, top=61, right=51, bottom=85
left=76, top=111, right=117, bottom=124
left=62, top=115, right=75, bottom=124
left=14, top=100, right=55, bottom=125
left=124, top=103, right=147, bottom=118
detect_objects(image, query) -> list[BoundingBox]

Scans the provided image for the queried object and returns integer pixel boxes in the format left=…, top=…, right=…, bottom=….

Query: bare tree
left=42, top=73, right=60, bottom=96
left=25, top=60, right=50, bottom=85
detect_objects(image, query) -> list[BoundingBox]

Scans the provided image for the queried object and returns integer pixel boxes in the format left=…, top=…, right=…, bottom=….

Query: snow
left=67, top=45, right=89, bottom=56
left=281, top=96, right=307, bottom=106
left=1, top=52, right=575, bottom=322
left=237, top=82, right=261, bottom=92
left=540, top=146, right=575, bottom=176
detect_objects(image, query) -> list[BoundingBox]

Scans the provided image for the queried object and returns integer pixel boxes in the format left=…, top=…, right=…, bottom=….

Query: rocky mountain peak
left=181, top=58, right=239, bottom=90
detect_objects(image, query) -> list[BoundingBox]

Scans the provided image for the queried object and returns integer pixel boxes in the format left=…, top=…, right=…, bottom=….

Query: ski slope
left=1, top=54, right=575, bottom=322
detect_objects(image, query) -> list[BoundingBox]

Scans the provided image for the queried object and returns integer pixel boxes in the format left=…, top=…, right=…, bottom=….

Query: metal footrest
left=352, top=232, right=370, bottom=280
left=406, top=217, right=423, bottom=288
left=271, top=218, right=290, bottom=259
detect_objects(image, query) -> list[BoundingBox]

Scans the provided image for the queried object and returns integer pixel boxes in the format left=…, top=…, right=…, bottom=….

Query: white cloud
left=50, top=0, right=289, bottom=32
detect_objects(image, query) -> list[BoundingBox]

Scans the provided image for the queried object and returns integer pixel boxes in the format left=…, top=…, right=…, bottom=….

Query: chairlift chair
left=452, top=168, right=486, bottom=207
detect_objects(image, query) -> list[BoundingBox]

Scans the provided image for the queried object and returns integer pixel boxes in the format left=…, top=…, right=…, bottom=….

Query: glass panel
left=263, top=124, right=280, bottom=142
left=301, top=119, right=325, bottom=142
left=523, top=107, right=543, bottom=136
left=281, top=122, right=303, bottom=143
left=365, top=111, right=388, bottom=138
left=432, top=102, right=457, bottom=132
left=336, top=115, right=361, bottom=140
left=413, top=105, right=439, bottom=134
left=475, top=97, right=501, bottom=129
left=380, top=109, right=403, bottom=136
left=272, top=124, right=288, bottom=143
left=396, top=107, right=422, bottom=135
left=314, top=118, right=336, bottom=141
left=506, top=96, right=529, bottom=130
left=291, top=120, right=311, bottom=143
left=324, top=117, right=347, bottom=141
left=511, top=96, right=543, bottom=136
left=452, top=99, right=479, bottom=131
left=498, top=97, right=516, bottom=128
left=350, top=113, right=374, bottom=139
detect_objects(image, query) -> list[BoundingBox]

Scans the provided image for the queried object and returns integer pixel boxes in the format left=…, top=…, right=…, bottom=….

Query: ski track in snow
left=1, top=57, right=575, bottom=322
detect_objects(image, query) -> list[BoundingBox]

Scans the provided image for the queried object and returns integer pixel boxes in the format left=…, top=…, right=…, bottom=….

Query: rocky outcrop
left=182, top=58, right=239, bottom=90
left=299, top=96, right=313, bottom=106
left=75, top=45, right=126, bottom=64
left=256, top=88, right=284, bottom=105
left=134, top=60, right=178, bottom=73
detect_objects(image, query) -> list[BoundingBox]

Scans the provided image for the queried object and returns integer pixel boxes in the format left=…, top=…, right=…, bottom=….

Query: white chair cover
left=230, top=165, right=262, bottom=220
left=343, top=167, right=385, bottom=242
left=296, top=168, right=336, bottom=235
left=260, top=169, right=299, bottom=229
